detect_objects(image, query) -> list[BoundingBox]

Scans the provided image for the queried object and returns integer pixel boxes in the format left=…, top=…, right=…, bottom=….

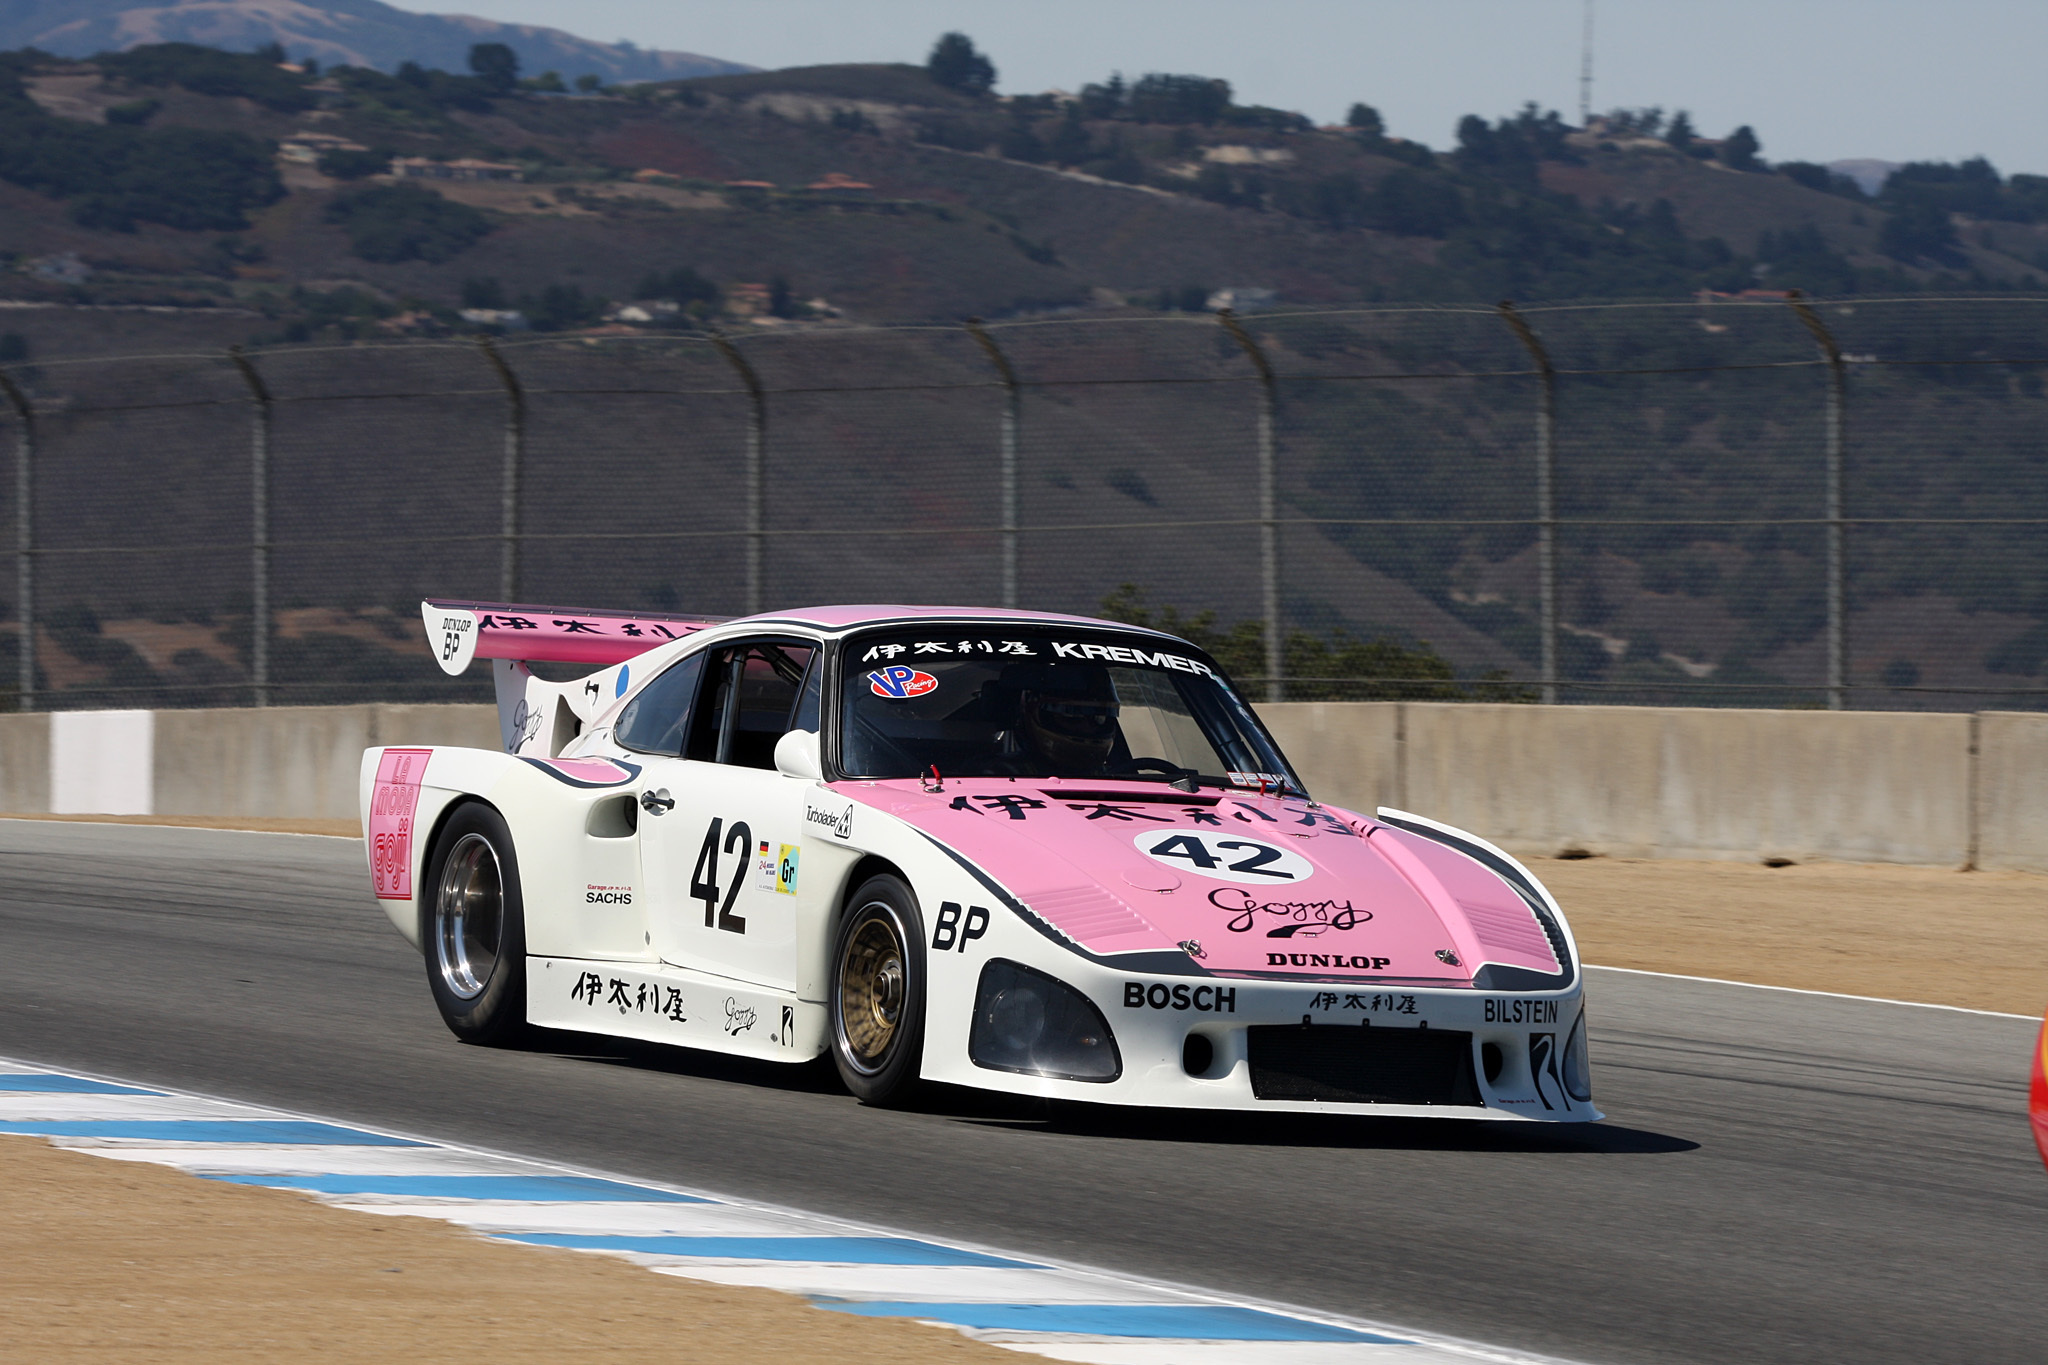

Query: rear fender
left=360, top=745, right=653, bottom=961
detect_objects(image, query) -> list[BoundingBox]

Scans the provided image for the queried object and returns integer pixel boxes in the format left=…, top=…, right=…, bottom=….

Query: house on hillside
left=1206, top=287, right=1276, bottom=312
left=278, top=132, right=368, bottom=164
left=392, top=157, right=523, bottom=182
left=23, top=252, right=90, bottom=285
left=806, top=172, right=875, bottom=195
left=725, top=282, right=772, bottom=317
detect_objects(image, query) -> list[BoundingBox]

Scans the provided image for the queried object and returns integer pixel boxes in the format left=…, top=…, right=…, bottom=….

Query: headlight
left=1563, top=1010, right=1592, bottom=1102
left=969, top=959, right=1121, bottom=1082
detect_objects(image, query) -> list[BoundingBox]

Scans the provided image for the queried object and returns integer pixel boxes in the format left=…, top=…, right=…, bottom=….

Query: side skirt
left=525, top=957, right=825, bottom=1062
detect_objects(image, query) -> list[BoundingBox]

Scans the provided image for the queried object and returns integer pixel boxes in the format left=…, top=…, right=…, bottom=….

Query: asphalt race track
left=0, top=820, right=2040, bottom=1365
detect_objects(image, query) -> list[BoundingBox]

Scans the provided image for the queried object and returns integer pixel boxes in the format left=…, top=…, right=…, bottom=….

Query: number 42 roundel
left=1133, top=828, right=1314, bottom=884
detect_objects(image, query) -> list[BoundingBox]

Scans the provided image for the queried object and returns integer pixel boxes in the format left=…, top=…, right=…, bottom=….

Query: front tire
left=421, top=802, right=528, bottom=1046
left=830, top=874, right=927, bottom=1105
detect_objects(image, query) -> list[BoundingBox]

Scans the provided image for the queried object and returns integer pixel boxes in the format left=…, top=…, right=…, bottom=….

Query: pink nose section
left=1122, top=866, right=1181, bottom=892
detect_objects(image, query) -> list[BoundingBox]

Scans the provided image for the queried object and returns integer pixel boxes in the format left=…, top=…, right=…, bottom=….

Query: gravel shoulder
left=1543, top=855, right=2048, bottom=1016
left=0, top=1135, right=1011, bottom=1365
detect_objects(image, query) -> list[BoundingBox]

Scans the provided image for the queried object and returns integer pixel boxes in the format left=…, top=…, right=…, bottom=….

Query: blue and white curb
left=0, top=1059, right=1570, bottom=1365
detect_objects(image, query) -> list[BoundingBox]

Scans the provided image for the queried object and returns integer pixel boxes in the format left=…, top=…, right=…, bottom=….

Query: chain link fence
left=4, top=294, right=2046, bottom=712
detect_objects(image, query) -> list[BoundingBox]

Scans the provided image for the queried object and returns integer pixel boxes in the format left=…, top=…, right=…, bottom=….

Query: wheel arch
left=413, top=793, right=510, bottom=944
left=833, top=853, right=911, bottom=933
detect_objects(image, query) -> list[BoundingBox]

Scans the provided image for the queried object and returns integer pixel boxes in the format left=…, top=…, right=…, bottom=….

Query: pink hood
left=837, top=777, right=1562, bottom=984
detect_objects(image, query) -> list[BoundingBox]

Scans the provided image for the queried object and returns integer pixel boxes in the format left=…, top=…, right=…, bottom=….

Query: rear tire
left=830, top=874, right=927, bottom=1105
left=421, top=802, right=528, bottom=1046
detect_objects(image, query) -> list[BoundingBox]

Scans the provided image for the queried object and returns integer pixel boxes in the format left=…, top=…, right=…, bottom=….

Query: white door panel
left=641, top=761, right=811, bottom=990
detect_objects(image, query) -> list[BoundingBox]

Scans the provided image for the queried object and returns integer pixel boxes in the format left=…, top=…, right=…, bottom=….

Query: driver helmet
left=1016, top=664, right=1120, bottom=769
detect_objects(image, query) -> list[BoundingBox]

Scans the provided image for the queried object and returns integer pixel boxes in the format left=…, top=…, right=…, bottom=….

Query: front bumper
left=929, top=957, right=1599, bottom=1121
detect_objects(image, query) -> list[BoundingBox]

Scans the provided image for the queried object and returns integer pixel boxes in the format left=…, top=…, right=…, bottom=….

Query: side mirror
left=773, top=729, right=823, bottom=781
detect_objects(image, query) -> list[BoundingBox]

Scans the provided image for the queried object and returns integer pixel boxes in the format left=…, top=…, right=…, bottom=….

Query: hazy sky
left=390, top=0, right=2048, bottom=175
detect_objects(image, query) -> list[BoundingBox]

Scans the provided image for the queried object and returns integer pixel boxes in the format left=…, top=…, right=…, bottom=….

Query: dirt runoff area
left=0, top=1136, right=1012, bottom=1365
left=1543, top=855, right=2048, bottom=1017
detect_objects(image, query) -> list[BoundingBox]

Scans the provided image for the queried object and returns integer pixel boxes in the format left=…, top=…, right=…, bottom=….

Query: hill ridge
left=0, top=0, right=752, bottom=84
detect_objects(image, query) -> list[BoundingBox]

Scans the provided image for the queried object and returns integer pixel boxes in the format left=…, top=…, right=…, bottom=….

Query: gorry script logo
left=1208, top=886, right=1369, bottom=937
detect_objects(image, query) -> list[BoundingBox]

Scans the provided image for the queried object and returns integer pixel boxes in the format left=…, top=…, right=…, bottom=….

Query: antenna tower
left=1578, top=0, right=1594, bottom=128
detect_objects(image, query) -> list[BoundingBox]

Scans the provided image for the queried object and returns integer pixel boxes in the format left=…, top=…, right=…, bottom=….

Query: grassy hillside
left=0, top=44, right=2044, bottom=711
left=0, top=45, right=2043, bottom=344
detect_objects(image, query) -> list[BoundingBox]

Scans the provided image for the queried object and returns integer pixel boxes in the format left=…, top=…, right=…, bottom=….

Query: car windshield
left=838, top=626, right=1301, bottom=792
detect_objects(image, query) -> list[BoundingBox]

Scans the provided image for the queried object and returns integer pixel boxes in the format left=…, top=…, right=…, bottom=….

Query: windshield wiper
left=1118, top=759, right=1203, bottom=792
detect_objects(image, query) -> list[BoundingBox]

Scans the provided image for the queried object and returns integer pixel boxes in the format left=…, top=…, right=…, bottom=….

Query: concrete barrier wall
left=1, top=700, right=2041, bottom=871
left=1255, top=703, right=1403, bottom=818
left=152, top=703, right=503, bottom=820
left=1399, top=705, right=1973, bottom=867
left=1975, top=712, right=2048, bottom=873
left=1263, top=702, right=2016, bottom=871
left=0, top=712, right=48, bottom=813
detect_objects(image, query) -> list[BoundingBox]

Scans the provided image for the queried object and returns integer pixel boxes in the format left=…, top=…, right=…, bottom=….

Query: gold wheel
left=836, top=904, right=908, bottom=1074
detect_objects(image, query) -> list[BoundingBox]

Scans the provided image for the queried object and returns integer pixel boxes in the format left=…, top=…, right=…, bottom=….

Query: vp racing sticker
left=867, top=665, right=938, bottom=699
left=1133, top=828, right=1315, bottom=884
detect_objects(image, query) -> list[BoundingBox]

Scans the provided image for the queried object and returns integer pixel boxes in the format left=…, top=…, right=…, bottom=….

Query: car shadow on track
left=966, top=1106, right=1700, bottom=1155
left=523, top=1028, right=850, bottom=1094
left=529, top=1029, right=1696, bottom=1156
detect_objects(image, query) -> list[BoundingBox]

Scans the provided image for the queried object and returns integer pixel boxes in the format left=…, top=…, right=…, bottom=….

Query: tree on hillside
left=1127, top=73, right=1231, bottom=125
left=324, top=183, right=494, bottom=263
left=926, top=33, right=995, bottom=94
left=1879, top=199, right=1963, bottom=266
left=460, top=276, right=506, bottom=309
left=1345, top=102, right=1385, bottom=141
left=1882, top=158, right=2010, bottom=220
left=469, top=42, right=518, bottom=94
left=1777, top=161, right=1865, bottom=200
left=1046, top=105, right=1090, bottom=164
left=318, top=146, right=389, bottom=179
left=1601, top=106, right=1664, bottom=137
left=1097, top=584, right=1519, bottom=702
left=1077, top=73, right=1125, bottom=119
left=1721, top=124, right=1762, bottom=171
left=1665, top=109, right=1695, bottom=152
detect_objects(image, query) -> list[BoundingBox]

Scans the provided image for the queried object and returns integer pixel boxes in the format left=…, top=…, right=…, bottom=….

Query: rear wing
left=420, top=599, right=725, bottom=758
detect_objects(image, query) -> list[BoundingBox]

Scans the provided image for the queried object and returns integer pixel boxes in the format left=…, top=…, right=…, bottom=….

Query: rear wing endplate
left=420, top=598, right=726, bottom=758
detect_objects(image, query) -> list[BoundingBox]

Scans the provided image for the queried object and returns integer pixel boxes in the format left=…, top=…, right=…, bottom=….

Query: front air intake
left=1247, top=1025, right=1480, bottom=1105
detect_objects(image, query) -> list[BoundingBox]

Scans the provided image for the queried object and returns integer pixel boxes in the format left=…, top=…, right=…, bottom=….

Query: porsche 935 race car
left=361, top=599, right=1596, bottom=1119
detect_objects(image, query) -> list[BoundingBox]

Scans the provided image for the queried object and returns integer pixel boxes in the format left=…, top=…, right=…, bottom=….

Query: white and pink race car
left=363, top=600, right=1595, bottom=1120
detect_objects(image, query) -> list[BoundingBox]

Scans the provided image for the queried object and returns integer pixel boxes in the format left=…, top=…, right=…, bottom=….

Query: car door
left=635, top=637, right=819, bottom=992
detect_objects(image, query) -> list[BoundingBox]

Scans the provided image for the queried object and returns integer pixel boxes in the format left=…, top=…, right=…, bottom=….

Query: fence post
left=964, top=318, right=1021, bottom=608
left=0, top=368, right=32, bottom=711
left=710, top=332, right=766, bottom=616
left=476, top=337, right=525, bottom=600
left=227, top=347, right=271, bottom=708
left=1497, top=302, right=1559, bottom=706
left=1216, top=309, right=1283, bottom=703
left=1788, top=291, right=1847, bottom=711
